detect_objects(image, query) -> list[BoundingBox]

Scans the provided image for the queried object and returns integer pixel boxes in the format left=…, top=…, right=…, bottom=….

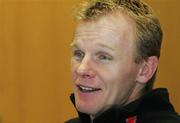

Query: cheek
left=102, top=63, right=123, bottom=80
left=96, top=64, right=122, bottom=90
left=103, top=62, right=137, bottom=88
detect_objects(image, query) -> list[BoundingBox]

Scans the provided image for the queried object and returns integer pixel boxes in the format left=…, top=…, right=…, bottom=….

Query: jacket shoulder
left=139, top=111, right=180, bottom=123
left=65, top=117, right=81, bottom=123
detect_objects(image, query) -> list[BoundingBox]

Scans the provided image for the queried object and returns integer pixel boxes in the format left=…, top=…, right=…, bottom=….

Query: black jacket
left=66, top=88, right=180, bottom=123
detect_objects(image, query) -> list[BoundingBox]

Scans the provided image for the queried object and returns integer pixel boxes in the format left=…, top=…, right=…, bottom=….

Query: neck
left=126, top=82, right=145, bottom=104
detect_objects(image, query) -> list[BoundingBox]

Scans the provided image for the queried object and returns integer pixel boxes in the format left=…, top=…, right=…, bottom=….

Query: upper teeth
left=80, top=85, right=94, bottom=91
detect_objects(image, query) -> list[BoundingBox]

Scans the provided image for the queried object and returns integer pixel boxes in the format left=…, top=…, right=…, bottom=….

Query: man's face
left=71, top=13, right=142, bottom=116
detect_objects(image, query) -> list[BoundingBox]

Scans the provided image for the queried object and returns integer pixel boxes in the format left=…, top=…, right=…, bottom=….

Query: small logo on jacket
left=126, top=116, right=137, bottom=123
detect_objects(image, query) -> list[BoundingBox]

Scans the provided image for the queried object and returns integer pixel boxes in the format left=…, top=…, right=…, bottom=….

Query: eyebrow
left=97, top=43, right=115, bottom=51
left=70, top=41, right=115, bottom=51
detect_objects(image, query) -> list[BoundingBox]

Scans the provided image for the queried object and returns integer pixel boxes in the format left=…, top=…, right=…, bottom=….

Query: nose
left=76, top=57, right=96, bottom=79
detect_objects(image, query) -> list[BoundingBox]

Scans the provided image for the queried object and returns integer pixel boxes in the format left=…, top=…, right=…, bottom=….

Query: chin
left=75, top=100, right=99, bottom=115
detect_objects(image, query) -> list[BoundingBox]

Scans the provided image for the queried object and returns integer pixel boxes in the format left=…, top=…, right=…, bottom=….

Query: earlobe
left=136, top=56, right=158, bottom=84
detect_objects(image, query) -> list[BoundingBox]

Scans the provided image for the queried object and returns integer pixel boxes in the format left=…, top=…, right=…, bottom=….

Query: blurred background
left=0, top=0, right=179, bottom=123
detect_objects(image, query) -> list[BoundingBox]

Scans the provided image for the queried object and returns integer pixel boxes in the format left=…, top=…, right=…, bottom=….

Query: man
left=66, top=0, right=180, bottom=123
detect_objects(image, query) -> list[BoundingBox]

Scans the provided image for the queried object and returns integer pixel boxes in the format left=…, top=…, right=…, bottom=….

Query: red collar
left=126, top=116, right=137, bottom=123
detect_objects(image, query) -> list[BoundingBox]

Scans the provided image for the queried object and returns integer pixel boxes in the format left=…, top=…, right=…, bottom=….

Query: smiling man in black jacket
left=66, top=0, right=180, bottom=123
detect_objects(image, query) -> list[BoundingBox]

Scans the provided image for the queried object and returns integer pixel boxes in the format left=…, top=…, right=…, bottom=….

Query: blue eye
left=98, top=54, right=113, bottom=61
left=73, top=50, right=84, bottom=61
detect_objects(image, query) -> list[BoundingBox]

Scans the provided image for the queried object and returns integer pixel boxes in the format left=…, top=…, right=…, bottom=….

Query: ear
left=136, top=56, right=158, bottom=84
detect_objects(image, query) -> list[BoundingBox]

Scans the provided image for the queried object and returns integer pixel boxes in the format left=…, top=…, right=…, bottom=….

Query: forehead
left=73, top=11, right=136, bottom=50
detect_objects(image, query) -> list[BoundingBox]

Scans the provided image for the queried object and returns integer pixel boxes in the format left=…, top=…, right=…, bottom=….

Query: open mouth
left=77, top=85, right=101, bottom=93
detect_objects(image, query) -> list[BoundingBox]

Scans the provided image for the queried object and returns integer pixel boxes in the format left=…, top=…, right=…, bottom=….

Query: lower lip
left=77, top=87, right=102, bottom=101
